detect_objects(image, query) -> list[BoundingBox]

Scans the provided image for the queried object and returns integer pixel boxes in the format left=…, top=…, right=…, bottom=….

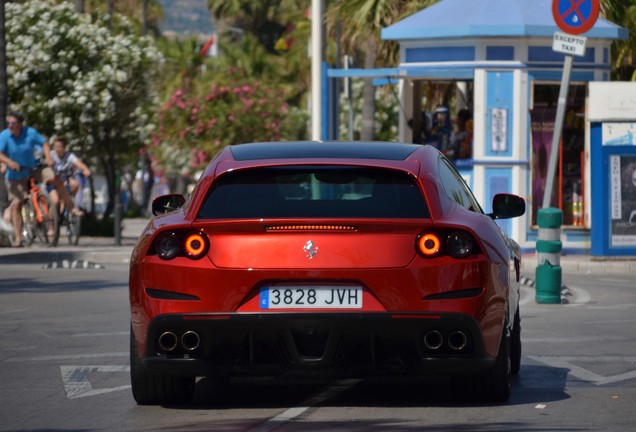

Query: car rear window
left=197, top=166, right=430, bottom=219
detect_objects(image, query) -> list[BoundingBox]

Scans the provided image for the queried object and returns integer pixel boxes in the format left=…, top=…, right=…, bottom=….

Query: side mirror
left=489, top=193, right=525, bottom=220
left=151, top=194, right=186, bottom=216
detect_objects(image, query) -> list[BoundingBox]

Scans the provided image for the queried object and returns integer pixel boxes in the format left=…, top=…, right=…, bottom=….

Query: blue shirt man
left=0, top=112, right=83, bottom=246
left=0, top=122, right=46, bottom=180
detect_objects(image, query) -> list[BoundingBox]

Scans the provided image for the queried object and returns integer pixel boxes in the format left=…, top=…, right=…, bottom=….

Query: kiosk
left=324, top=0, right=627, bottom=252
left=589, top=82, right=636, bottom=256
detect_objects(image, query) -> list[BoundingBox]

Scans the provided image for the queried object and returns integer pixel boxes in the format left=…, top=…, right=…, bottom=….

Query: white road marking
left=251, top=379, right=361, bottom=432
left=563, top=285, right=591, bottom=305
left=60, top=365, right=131, bottom=399
left=5, top=352, right=128, bottom=362
left=0, top=309, right=28, bottom=315
left=529, top=356, right=636, bottom=385
left=523, top=336, right=627, bottom=343
left=71, top=331, right=129, bottom=337
left=519, top=285, right=592, bottom=306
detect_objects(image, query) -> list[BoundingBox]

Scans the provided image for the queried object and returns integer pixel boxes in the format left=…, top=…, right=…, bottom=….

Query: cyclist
left=48, top=136, right=92, bottom=211
left=0, top=112, right=83, bottom=247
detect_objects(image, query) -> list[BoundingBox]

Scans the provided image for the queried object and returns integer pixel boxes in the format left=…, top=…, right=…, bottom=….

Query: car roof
left=229, top=141, right=423, bottom=161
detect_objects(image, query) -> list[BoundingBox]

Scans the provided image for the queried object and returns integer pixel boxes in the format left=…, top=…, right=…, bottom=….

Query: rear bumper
left=140, top=312, right=497, bottom=377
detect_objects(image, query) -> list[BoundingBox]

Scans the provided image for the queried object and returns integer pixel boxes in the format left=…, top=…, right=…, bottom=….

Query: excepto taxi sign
left=552, top=31, right=587, bottom=57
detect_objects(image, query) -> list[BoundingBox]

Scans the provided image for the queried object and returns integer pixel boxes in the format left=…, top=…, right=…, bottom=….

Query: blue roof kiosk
left=326, top=0, right=627, bottom=253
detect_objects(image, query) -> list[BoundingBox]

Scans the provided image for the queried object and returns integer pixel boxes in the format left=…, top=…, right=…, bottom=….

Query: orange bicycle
left=19, top=167, right=58, bottom=246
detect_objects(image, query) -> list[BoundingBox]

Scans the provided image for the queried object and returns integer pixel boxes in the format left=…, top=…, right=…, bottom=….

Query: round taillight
left=184, top=232, right=208, bottom=259
left=446, top=231, right=474, bottom=259
left=156, top=232, right=180, bottom=260
left=417, top=233, right=441, bottom=257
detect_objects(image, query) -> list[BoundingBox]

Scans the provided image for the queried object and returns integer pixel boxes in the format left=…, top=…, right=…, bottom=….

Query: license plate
left=260, top=286, right=362, bottom=309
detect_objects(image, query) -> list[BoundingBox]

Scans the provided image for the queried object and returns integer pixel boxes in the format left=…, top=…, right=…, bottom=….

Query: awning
left=327, top=61, right=528, bottom=81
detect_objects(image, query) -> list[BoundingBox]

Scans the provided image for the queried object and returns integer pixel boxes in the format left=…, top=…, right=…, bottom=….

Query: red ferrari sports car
left=129, top=141, right=525, bottom=405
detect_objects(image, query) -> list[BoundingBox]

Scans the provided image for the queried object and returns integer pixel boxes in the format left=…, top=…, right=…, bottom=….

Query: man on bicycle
left=49, top=136, right=92, bottom=212
left=0, top=112, right=83, bottom=247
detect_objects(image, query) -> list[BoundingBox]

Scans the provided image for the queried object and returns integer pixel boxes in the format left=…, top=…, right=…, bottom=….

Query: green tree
left=5, top=0, right=164, bottom=217
left=207, top=0, right=306, bottom=52
left=601, top=0, right=636, bottom=80
left=206, top=0, right=311, bottom=102
left=156, top=36, right=207, bottom=95
left=152, top=67, right=308, bottom=178
left=326, top=0, right=439, bottom=140
left=60, top=0, right=164, bottom=35
left=144, top=0, right=312, bottom=178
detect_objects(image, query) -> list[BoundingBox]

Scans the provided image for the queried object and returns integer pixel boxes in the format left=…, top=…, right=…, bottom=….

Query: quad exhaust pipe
left=423, top=330, right=468, bottom=351
left=181, top=330, right=201, bottom=351
left=158, top=330, right=201, bottom=353
left=423, top=330, right=443, bottom=350
left=447, top=330, right=468, bottom=351
left=158, top=331, right=178, bottom=352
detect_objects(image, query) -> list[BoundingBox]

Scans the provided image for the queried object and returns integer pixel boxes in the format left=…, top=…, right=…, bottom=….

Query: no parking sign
left=552, top=0, right=600, bottom=35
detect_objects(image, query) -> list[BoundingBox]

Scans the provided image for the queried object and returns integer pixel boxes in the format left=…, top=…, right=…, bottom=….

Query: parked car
left=129, top=141, right=525, bottom=405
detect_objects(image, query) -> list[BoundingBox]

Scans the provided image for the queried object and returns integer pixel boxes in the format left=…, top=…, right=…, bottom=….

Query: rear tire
left=451, top=330, right=511, bottom=403
left=510, top=306, right=522, bottom=376
left=130, top=328, right=195, bottom=405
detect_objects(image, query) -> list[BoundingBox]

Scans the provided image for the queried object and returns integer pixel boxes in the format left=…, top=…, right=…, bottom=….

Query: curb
left=520, top=275, right=572, bottom=304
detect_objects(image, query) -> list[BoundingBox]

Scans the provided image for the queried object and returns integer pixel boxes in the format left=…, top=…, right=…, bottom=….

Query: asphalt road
left=0, top=263, right=634, bottom=431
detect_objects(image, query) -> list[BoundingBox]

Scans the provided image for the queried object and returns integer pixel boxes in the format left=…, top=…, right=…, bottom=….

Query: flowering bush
left=5, top=0, right=164, bottom=158
left=152, top=68, right=308, bottom=175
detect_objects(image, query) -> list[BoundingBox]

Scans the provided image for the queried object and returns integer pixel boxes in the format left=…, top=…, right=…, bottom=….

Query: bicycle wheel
left=67, top=211, right=81, bottom=245
left=26, top=196, right=48, bottom=245
left=34, top=194, right=58, bottom=247
left=20, top=203, right=37, bottom=246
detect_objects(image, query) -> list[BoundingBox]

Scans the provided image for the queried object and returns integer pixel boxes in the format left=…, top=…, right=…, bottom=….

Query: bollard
left=535, top=208, right=562, bottom=304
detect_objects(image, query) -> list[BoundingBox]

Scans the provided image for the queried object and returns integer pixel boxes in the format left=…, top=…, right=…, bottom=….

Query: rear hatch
left=195, top=220, right=430, bottom=269
left=194, top=164, right=431, bottom=269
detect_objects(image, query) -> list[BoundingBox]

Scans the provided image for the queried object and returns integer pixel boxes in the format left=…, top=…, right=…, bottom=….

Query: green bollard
left=535, top=208, right=562, bottom=304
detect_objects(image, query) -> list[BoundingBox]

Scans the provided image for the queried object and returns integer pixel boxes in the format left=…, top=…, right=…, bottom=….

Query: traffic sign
left=553, top=31, right=587, bottom=57
left=552, top=0, right=599, bottom=35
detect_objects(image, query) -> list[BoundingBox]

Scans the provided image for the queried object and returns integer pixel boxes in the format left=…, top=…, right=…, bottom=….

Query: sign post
left=543, top=0, right=599, bottom=209
left=537, top=0, right=599, bottom=304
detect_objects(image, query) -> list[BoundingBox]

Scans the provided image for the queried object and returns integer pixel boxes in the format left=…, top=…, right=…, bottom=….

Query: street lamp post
left=310, top=0, right=324, bottom=141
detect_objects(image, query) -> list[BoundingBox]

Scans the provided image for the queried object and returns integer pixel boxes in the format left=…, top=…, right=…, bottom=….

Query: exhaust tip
left=181, top=330, right=201, bottom=351
left=423, top=330, right=443, bottom=350
left=448, top=330, right=468, bottom=351
left=158, top=331, right=178, bottom=352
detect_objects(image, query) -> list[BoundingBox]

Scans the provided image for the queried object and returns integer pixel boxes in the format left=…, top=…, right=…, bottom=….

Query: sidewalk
left=0, top=218, right=635, bottom=275
left=0, top=217, right=149, bottom=265
left=521, top=253, right=636, bottom=276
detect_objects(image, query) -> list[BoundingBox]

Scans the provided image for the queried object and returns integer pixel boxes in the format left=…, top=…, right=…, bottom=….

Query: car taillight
left=184, top=232, right=208, bottom=259
left=416, top=230, right=475, bottom=259
left=446, top=231, right=474, bottom=259
left=155, top=232, right=180, bottom=260
left=417, top=233, right=441, bottom=257
left=154, top=231, right=209, bottom=260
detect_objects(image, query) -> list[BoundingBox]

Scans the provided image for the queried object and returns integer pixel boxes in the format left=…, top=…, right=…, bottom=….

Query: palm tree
left=601, top=0, right=636, bottom=80
left=326, top=0, right=439, bottom=140
left=155, top=36, right=206, bottom=95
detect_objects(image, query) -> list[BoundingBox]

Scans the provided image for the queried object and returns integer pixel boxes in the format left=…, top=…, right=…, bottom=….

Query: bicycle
left=18, top=168, right=58, bottom=247
left=51, top=181, right=81, bottom=246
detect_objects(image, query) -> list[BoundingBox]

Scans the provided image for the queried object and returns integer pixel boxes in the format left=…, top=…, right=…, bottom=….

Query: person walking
left=0, top=112, right=83, bottom=247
